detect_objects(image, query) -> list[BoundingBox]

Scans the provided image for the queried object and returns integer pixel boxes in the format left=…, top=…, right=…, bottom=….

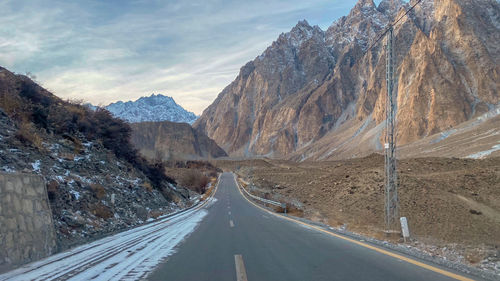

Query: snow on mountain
left=105, top=94, right=198, bottom=124
left=194, top=0, right=500, bottom=158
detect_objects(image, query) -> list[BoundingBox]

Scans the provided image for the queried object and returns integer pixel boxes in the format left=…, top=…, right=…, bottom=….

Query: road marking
left=234, top=255, right=248, bottom=281
left=229, top=211, right=231, bottom=215
left=230, top=220, right=234, bottom=228
left=234, top=175, right=474, bottom=281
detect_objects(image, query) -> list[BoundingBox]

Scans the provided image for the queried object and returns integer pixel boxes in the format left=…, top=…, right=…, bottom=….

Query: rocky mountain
left=194, top=0, right=500, bottom=160
left=0, top=67, right=193, bottom=250
left=130, top=121, right=227, bottom=161
left=106, top=94, right=198, bottom=124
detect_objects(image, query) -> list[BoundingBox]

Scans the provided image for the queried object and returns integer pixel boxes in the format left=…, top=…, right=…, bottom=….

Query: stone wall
left=0, top=173, right=56, bottom=273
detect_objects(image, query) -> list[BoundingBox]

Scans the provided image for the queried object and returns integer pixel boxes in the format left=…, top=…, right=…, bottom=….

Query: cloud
left=0, top=0, right=355, bottom=114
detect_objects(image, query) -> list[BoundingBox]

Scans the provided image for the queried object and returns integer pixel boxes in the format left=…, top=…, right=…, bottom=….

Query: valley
left=0, top=0, right=499, bottom=279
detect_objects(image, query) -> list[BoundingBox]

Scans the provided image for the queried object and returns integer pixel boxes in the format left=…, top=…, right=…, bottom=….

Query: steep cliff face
left=130, top=121, right=227, bottom=161
left=194, top=0, right=500, bottom=159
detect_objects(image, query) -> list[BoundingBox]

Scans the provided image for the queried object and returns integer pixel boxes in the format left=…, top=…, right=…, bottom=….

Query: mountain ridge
left=105, top=94, right=198, bottom=124
left=194, top=0, right=500, bottom=160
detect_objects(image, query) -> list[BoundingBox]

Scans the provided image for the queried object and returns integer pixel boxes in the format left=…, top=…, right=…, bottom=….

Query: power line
left=366, top=0, right=423, bottom=53
left=393, top=0, right=423, bottom=28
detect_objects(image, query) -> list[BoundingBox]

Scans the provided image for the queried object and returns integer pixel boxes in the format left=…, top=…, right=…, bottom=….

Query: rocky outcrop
left=130, top=121, right=227, bottom=160
left=194, top=0, right=500, bottom=159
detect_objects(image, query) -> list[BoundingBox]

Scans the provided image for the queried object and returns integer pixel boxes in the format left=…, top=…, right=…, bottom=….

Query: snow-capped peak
left=105, top=94, right=198, bottom=124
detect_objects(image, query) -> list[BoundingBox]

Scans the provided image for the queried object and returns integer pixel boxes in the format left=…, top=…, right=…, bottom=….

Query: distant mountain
left=194, top=0, right=500, bottom=160
left=130, top=121, right=227, bottom=161
left=106, top=94, right=198, bottom=124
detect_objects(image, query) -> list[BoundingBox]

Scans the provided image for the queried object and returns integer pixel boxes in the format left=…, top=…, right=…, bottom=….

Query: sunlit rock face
left=194, top=0, right=500, bottom=158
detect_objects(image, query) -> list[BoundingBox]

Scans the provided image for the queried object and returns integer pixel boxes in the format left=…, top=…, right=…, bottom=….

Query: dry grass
left=142, top=182, right=153, bottom=192
left=91, top=203, right=113, bottom=219
left=0, top=91, right=29, bottom=122
left=15, top=122, right=44, bottom=150
left=201, top=178, right=217, bottom=201
left=59, top=152, right=75, bottom=161
left=149, top=210, right=163, bottom=219
left=465, top=249, right=488, bottom=264
left=164, top=167, right=210, bottom=194
left=90, top=184, right=106, bottom=200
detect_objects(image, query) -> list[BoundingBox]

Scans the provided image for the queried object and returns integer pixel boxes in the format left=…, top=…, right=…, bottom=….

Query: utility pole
left=384, top=25, right=399, bottom=232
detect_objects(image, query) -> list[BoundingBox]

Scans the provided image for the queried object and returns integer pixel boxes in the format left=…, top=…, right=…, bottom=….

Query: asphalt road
left=148, top=172, right=477, bottom=281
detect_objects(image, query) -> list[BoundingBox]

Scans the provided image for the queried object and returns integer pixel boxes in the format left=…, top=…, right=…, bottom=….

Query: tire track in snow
left=0, top=197, right=217, bottom=281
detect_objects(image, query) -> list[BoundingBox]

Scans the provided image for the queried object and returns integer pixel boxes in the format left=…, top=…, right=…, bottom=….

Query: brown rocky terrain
left=130, top=121, right=227, bottom=161
left=214, top=155, right=500, bottom=272
left=162, top=161, right=221, bottom=194
left=194, top=0, right=500, bottom=160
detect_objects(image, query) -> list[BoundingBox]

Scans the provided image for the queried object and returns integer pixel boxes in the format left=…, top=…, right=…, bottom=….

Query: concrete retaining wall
left=0, top=172, right=56, bottom=273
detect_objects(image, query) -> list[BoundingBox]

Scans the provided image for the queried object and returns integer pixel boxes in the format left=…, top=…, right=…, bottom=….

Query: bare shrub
left=47, top=180, right=59, bottom=201
left=90, top=184, right=106, bottom=200
left=149, top=210, right=163, bottom=219
left=0, top=93, right=26, bottom=121
left=91, top=203, right=113, bottom=219
left=142, top=182, right=153, bottom=192
left=15, top=122, right=43, bottom=150
left=181, top=170, right=209, bottom=194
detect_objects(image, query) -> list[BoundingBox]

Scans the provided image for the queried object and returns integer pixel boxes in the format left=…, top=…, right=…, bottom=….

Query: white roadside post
left=400, top=217, right=410, bottom=242
left=281, top=203, right=287, bottom=214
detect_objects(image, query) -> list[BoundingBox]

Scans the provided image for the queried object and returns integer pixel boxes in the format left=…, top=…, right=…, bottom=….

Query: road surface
left=148, top=172, right=477, bottom=281
left=0, top=172, right=479, bottom=281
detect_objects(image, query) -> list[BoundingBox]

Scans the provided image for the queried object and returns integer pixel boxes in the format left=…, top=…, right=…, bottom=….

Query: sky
left=0, top=0, right=364, bottom=114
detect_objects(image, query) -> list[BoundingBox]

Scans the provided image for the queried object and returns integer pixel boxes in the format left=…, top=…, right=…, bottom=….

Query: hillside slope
left=0, top=66, right=192, bottom=250
left=194, top=0, right=500, bottom=159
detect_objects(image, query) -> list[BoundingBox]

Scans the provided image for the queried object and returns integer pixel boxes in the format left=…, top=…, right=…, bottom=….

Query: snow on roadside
left=69, top=190, right=81, bottom=200
left=0, top=202, right=212, bottom=281
left=31, top=160, right=41, bottom=172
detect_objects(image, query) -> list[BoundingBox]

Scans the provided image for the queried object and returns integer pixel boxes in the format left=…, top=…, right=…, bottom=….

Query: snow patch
left=0, top=206, right=209, bottom=280
left=105, top=94, right=198, bottom=124
left=466, top=144, right=500, bottom=159
left=1, top=166, right=16, bottom=173
left=430, top=129, right=457, bottom=144
left=31, top=160, right=41, bottom=172
left=69, top=190, right=81, bottom=200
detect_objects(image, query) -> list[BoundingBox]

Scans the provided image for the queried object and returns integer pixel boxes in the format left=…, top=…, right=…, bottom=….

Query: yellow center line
left=233, top=175, right=475, bottom=281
